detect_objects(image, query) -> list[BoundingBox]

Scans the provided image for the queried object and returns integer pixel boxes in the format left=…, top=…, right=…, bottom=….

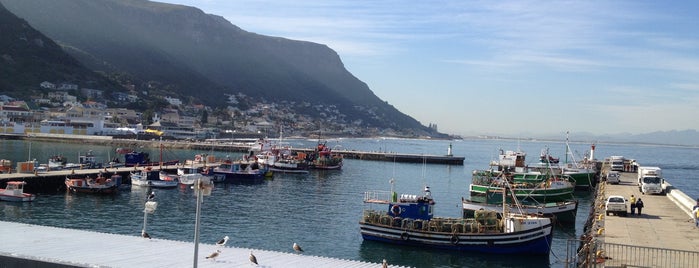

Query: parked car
left=606, top=171, right=621, bottom=184
left=605, top=195, right=628, bottom=216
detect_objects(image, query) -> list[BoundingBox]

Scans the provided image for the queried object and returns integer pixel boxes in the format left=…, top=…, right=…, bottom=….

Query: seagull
left=293, top=242, right=304, bottom=253
left=147, top=191, right=155, bottom=200
left=216, top=236, right=229, bottom=247
left=382, top=259, right=388, bottom=268
left=141, top=230, right=151, bottom=239
left=206, top=250, right=221, bottom=260
left=249, top=251, right=258, bottom=265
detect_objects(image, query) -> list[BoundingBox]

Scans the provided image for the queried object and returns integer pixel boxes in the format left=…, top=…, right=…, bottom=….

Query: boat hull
left=469, top=184, right=574, bottom=202
left=359, top=222, right=553, bottom=254
left=0, top=193, right=36, bottom=202
left=462, top=199, right=578, bottom=224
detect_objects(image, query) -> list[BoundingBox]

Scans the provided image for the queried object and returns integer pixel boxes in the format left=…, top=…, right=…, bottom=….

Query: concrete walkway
left=601, top=172, right=699, bottom=252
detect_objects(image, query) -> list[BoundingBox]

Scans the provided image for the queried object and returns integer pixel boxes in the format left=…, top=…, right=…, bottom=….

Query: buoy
left=596, top=228, right=604, bottom=235
left=597, top=214, right=603, bottom=221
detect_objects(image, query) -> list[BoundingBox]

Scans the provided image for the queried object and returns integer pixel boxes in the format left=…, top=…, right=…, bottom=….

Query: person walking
left=692, top=198, right=699, bottom=228
left=635, top=198, right=644, bottom=215
left=629, top=195, right=637, bottom=215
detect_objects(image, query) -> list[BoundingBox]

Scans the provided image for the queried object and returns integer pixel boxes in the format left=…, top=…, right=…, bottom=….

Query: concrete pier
left=0, top=221, right=405, bottom=268
left=583, top=171, right=699, bottom=267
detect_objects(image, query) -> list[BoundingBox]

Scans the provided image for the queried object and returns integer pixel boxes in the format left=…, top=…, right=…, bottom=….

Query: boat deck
left=0, top=221, right=405, bottom=268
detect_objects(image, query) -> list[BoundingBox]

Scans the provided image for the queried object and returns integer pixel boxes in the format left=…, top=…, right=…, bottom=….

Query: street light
left=192, top=177, right=214, bottom=268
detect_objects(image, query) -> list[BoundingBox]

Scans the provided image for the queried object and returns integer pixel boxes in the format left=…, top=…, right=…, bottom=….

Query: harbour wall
left=664, top=181, right=697, bottom=217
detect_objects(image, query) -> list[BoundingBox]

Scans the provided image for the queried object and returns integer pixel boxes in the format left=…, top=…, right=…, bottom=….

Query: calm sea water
left=1, top=138, right=698, bottom=267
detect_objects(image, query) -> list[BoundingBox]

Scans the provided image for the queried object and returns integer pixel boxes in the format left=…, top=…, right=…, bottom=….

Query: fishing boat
left=130, top=169, right=178, bottom=188
left=176, top=166, right=206, bottom=185
left=48, top=155, right=66, bottom=170
left=0, top=181, right=36, bottom=202
left=65, top=173, right=121, bottom=194
left=469, top=170, right=575, bottom=202
left=359, top=184, right=554, bottom=254
left=308, top=142, right=343, bottom=170
left=212, top=159, right=270, bottom=182
left=461, top=197, right=578, bottom=224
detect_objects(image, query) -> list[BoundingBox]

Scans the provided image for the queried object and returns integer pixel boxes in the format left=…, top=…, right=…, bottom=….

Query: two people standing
left=629, top=194, right=644, bottom=215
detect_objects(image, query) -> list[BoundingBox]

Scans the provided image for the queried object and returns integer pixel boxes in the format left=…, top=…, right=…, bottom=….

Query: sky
left=158, top=0, right=699, bottom=137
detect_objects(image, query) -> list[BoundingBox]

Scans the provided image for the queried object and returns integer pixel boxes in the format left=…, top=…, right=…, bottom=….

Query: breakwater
left=2, top=133, right=465, bottom=165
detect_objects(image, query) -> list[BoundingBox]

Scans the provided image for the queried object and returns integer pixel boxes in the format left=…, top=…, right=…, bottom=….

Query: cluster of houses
left=0, top=81, right=410, bottom=140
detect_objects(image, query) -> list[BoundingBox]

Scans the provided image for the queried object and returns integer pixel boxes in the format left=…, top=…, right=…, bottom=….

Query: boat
left=0, top=159, right=12, bottom=174
left=130, top=169, right=178, bottom=188
left=462, top=197, right=578, bottom=224
left=359, top=184, right=554, bottom=254
left=212, top=159, right=270, bottom=182
left=308, top=142, right=343, bottom=170
left=469, top=170, right=575, bottom=202
left=65, top=173, right=121, bottom=194
left=0, top=181, right=36, bottom=202
left=48, top=155, right=66, bottom=170
left=77, top=150, right=103, bottom=169
left=176, top=166, right=206, bottom=185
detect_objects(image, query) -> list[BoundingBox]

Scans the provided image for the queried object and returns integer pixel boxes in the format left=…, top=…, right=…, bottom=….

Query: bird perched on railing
left=293, top=242, right=304, bottom=253
left=206, top=250, right=221, bottom=261
left=249, top=251, right=258, bottom=265
left=216, top=236, right=229, bottom=247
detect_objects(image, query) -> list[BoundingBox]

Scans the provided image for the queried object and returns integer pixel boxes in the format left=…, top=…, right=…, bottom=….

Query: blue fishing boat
left=359, top=184, right=554, bottom=255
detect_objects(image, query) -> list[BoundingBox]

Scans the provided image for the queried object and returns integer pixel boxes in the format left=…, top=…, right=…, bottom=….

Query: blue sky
left=159, top=0, right=699, bottom=137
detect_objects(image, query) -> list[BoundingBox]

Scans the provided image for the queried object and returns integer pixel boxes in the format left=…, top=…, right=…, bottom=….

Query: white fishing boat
left=0, top=181, right=36, bottom=202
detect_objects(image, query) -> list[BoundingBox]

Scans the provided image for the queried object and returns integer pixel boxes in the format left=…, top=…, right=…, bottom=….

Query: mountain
left=0, top=2, right=119, bottom=98
left=1, top=0, right=443, bottom=137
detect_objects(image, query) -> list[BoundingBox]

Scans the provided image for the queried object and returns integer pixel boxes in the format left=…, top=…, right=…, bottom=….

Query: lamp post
left=192, top=177, right=214, bottom=268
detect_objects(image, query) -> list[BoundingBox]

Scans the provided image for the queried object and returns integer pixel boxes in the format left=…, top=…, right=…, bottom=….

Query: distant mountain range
left=474, top=129, right=699, bottom=147
left=1, top=0, right=446, bottom=138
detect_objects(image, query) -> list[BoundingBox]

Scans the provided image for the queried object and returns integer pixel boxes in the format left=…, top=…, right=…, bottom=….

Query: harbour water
left=1, top=138, right=698, bottom=267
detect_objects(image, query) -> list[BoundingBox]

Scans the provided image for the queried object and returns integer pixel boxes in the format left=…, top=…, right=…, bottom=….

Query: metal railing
left=567, top=239, right=699, bottom=267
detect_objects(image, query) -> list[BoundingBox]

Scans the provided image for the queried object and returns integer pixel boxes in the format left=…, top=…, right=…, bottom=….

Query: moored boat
left=0, top=181, right=36, bottom=202
left=308, top=142, right=343, bottom=170
left=469, top=170, right=575, bottom=202
left=359, top=184, right=554, bottom=254
left=212, top=159, right=270, bottom=182
left=130, top=169, right=178, bottom=188
left=462, top=197, right=578, bottom=224
left=65, top=173, right=121, bottom=194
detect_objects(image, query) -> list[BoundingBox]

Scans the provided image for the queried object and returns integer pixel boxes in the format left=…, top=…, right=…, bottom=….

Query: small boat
left=130, top=170, right=178, bottom=188
left=212, top=159, right=270, bottom=182
left=359, top=184, right=554, bottom=254
left=461, top=198, right=578, bottom=224
left=308, top=142, right=343, bottom=170
left=176, top=166, right=205, bottom=185
left=0, top=159, right=12, bottom=174
left=65, top=173, right=121, bottom=194
left=48, top=155, right=66, bottom=170
left=0, top=181, right=36, bottom=202
left=159, top=171, right=179, bottom=182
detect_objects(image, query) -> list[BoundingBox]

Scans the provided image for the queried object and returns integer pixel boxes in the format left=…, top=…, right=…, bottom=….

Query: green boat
left=470, top=170, right=575, bottom=202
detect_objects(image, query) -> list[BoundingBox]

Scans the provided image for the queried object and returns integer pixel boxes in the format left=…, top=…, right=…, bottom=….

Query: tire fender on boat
left=391, top=205, right=401, bottom=216
left=400, top=232, right=409, bottom=241
left=450, top=234, right=459, bottom=245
